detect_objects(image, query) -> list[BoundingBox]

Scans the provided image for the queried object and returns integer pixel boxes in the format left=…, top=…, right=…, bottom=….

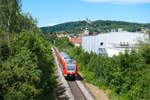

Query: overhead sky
left=22, top=0, right=150, bottom=27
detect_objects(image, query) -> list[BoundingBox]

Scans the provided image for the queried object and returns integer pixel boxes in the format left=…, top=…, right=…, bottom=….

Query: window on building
left=98, top=48, right=107, bottom=57
left=100, top=42, right=103, bottom=46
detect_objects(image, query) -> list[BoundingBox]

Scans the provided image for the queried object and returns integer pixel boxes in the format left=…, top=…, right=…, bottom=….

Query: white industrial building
left=82, top=32, right=148, bottom=57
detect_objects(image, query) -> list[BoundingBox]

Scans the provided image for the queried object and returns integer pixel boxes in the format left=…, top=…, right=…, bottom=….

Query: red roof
left=79, top=32, right=89, bottom=35
left=69, top=37, right=82, bottom=44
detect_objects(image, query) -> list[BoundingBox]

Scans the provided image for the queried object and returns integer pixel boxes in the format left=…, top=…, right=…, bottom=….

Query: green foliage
left=0, top=0, right=56, bottom=99
left=17, top=13, right=37, bottom=32
left=41, top=21, right=87, bottom=34
left=42, top=32, right=56, bottom=44
left=1, top=47, right=41, bottom=100
left=139, top=45, right=150, bottom=65
left=55, top=37, right=74, bottom=49
left=0, top=31, right=56, bottom=100
left=40, top=20, right=150, bottom=34
left=0, top=30, right=7, bottom=44
left=0, top=0, right=21, bottom=33
left=0, top=0, right=37, bottom=34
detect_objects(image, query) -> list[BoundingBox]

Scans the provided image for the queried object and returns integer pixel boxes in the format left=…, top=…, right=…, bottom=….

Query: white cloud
left=39, top=23, right=56, bottom=27
left=48, top=23, right=57, bottom=26
left=82, top=0, right=150, bottom=4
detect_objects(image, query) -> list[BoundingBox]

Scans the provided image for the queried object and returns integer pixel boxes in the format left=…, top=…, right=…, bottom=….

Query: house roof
left=79, top=32, right=89, bottom=36
left=56, top=34, right=69, bottom=37
left=69, top=37, right=82, bottom=44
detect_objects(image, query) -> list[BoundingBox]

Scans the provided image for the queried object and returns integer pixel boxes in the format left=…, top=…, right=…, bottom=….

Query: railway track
left=67, top=80, right=86, bottom=100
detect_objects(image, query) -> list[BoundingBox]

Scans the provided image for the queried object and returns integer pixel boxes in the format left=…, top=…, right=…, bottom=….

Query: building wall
left=82, top=32, right=147, bottom=57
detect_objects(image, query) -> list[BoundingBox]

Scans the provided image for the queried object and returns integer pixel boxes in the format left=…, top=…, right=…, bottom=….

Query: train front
left=65, top=58, right=77, bottom=78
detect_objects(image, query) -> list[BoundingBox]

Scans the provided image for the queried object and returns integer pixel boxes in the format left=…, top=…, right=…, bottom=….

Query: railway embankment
left=52, top=47, right=74, bottom=100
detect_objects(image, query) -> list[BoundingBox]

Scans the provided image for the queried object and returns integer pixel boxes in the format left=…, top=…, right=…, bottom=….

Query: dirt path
left=78, top=72, right=110, bottom=100
left=85, top=82, right=110, bottom=100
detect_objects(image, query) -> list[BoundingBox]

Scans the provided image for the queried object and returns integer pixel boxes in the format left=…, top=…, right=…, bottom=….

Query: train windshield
left=66, top=59, right=75, bottom=72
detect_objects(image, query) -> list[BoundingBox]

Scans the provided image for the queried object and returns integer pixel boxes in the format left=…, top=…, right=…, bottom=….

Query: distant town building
left=141, top=27, right=148, bottom=33
left=56, top=33, right=70, bottom=38
left=86, top=18, right=92, bottom=24
left=111, top=29, right=116, bottom=32
left=79, top=32, right=89, bottom=36
left=69, top=37, right=82, bottom=47
left=118, top=28, right=123, bottom=32
left=79, top=28, right=89, bottom=36
left=90, top=32, right=100, bottom=35
left=82, top=32, right=148, bottom=57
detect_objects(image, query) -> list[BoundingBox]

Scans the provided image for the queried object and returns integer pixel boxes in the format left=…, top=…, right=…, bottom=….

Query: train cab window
left=66, top=61, right=75, bottom=71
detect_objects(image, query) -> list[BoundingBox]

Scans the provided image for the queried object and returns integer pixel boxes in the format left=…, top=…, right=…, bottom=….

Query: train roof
left=60, top=51, right=70, bottom=59
left=60, top=51, right=75, bottom=63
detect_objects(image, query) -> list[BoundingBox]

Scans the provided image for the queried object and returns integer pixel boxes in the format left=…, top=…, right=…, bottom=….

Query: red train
left=55, top=48, right=77, bottom=78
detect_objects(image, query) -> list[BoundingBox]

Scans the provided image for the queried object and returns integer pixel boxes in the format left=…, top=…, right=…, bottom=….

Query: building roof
left=69, top=37, right=82, bottom=44
left=56, top=34, right=69, bottom=38
left=60, top=51, right=71, bottom=59
left=60, top=51, right=75, bottom=63
left=79, top=33, right=89, bottom=36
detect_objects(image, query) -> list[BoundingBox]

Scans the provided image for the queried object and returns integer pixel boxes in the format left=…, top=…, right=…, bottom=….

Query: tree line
left=41, top=20, right=150, bottom=34
left=0, top=0, right=56, bottom=100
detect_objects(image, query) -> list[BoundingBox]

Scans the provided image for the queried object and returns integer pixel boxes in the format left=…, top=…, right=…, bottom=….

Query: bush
left=0, top=31, right=56, bottom=100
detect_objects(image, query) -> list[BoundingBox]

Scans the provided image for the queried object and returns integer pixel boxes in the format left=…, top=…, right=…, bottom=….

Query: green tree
left=0, top=31, right=56, bottom=100
left=55, top=37, right=74, bottom=49
left=0, top=0, right=22, bottom=42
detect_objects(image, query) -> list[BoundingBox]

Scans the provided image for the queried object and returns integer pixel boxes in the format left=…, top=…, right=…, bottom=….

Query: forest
left=0, top=0, right=55, bottom=100
left=40, top=20, right=150, bottom=34
left=55, top=36, right=150, bottom=100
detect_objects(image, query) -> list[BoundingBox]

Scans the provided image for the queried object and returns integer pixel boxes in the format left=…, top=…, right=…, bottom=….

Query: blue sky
left=22, top=0, right=150, bottom=27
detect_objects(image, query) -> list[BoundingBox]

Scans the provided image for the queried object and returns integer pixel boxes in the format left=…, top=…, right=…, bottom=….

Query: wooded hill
left=40, top=20, right=150, bottom=34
